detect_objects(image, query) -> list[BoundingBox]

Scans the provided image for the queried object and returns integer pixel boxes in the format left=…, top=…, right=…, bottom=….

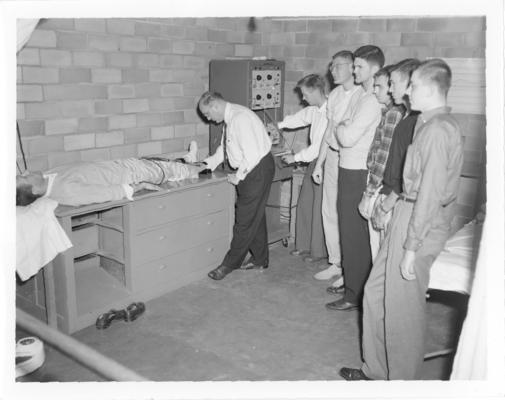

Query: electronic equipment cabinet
left=16, top=174, right=234, bottom=334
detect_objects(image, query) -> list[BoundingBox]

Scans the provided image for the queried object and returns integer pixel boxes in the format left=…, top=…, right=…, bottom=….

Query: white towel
left=16, top=198, right=72, bottom=281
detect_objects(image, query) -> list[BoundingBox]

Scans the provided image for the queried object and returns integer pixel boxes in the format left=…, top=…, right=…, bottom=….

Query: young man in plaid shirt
left=358, top=65, right=404, bottom=260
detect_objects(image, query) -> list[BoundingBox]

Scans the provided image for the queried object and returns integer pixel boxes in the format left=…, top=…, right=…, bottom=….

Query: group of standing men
left=198, top=44, right=463, bottom=381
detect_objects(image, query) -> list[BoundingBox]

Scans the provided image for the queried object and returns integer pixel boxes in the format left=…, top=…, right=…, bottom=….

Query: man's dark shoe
left=339, top=367, right=371, bottom=381
left=96, top=309, right=127, bottom=329
left=303, top=255, right=325, bottom=263
left=125, top=302, right=146, bottom=322
left=208, top=265, right=235, bottom=280
left=239, top=257, right=268, bottom=270
left=325, top=298, right=359, bottom=311
left=326, top=285, right=345, bottom=295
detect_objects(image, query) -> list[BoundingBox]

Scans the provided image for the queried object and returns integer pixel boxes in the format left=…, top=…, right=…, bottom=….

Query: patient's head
left=16, top=171, right=48, bottom=206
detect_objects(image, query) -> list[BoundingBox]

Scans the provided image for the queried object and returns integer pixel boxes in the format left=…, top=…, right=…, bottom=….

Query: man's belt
left=399, top=193, right=416, bottom=203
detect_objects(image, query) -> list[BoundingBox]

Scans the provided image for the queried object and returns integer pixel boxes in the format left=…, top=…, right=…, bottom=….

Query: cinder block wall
left=16, top=16, right=485, bottom=171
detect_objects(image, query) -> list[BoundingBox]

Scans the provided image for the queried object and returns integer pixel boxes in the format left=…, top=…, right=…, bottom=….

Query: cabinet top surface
left=55, top=171, right=230, bottom=218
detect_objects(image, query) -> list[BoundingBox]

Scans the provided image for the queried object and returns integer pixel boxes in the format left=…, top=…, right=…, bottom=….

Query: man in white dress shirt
left=277, top=74, right=329, bottom=264
left=199, top=91, right=275, bottom=280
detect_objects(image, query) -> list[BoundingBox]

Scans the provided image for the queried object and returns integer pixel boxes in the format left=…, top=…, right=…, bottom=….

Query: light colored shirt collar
left=42, top=173, right=57, bottom=197
left=419, top=106, right=452, bottom=124
left=343, top=84, right=359, bottom=95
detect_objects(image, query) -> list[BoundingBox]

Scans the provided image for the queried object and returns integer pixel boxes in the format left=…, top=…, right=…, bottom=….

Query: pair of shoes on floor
left=325, top=298, right=359, bottom=311
left=303, top=255, right=326, bottom=263
left=239, top=256, right=268, bottom=270
left=339, top=367, right=371, bottom=381
left=314, top=263, right=342, bottom=280
left=289, top=249, right=310, bottom=257
left=96, top=302, right=146, bottom=329
left=208, top=264, right=235, bottom=280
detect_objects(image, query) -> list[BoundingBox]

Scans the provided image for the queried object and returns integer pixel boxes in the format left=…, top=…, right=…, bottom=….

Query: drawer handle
left=207, top=247, right=214, bottom=252
left=158, top=205, right=166, bottom=209
left=206, top=193, right=214, bottom=197
left=159, top=264, right=168, bottom=270
left=159, top=235, right=166, bottom=240
left=207, top=220, right=214, bottom=225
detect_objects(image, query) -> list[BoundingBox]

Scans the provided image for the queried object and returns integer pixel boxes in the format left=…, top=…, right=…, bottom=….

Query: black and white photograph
left=1, top=0, right=503, bottom=399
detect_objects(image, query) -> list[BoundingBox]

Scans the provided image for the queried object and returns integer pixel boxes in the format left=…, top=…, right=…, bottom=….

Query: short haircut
left=332, top=50, right=354, bottom=63
left=296, top=74, right=326, bottom=93
left=415, top=58, right=452, bottom=97
left=16, top=183, right=41, bottom=206
left=198, top=91, right=224, bottom=107
left=374, top=64, right=395, bottom=80
left=390, top=58, right=421, bottom=81
left=353, top=45, right=385, bottom=68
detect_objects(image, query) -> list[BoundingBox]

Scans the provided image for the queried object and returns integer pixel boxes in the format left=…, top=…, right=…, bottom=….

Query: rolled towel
left=16, top=337, right=45, bottom=378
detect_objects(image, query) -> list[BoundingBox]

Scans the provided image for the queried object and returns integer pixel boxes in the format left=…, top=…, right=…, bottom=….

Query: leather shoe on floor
left=326, top=285, right=345, bottom=295
left=339, top=367, right=371, bottom=381
left=125, top=302, right=146, bottom=322
left=240, top=257, right=268, bottom=270
left=290, top=249, right=310, bottom=256
left=96, top=309, right=127, bottom=329
left=303, top=255, right=325, bottom=263
left=208, top=265, right=234, bottom=280
left=325, top=299, right=359, bottom=311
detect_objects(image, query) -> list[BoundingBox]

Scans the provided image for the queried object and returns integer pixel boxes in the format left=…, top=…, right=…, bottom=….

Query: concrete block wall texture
left=16, top=16, right=485, bottom=171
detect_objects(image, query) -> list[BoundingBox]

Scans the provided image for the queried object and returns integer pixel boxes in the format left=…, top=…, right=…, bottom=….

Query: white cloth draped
left=450, top=219, right=487, bottom=379
left=16, top=198, right=72, bottom=281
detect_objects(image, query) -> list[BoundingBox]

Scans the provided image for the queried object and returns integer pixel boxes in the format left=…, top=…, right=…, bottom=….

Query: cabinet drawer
left=132, top=238, right=228, bottom=292
left=131, top=182, right=229, bottom=231
left=131, top=209, right=229, bottom=265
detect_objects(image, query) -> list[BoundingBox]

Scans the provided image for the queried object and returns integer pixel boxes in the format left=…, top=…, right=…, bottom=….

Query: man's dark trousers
left=222, top=152, right=275, bottom=268
left=337, top=166, right=372, bottom=305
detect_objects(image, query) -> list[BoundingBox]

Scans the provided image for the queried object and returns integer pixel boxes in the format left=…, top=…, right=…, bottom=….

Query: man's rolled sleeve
left=278, top=107, right=313, bottom=131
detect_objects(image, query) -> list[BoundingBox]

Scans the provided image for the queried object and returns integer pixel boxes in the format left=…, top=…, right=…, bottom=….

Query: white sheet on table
left=16, top=197, right=72, bottom=281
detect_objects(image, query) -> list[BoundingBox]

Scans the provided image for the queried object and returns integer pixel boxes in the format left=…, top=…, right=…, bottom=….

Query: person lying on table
left=16, top=156, right=205, bottom=207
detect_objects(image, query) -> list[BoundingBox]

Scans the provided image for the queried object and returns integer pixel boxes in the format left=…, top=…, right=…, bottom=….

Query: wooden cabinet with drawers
left=16, top=174, right=234, bottom=334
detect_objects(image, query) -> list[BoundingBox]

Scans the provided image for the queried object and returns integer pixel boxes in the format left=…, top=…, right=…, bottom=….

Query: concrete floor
left=16, top=242, right=467, bottom=382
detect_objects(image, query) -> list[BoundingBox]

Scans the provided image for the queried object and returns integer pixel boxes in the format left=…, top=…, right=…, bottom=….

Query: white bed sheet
left=428, top=220, right=483, bottom=295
